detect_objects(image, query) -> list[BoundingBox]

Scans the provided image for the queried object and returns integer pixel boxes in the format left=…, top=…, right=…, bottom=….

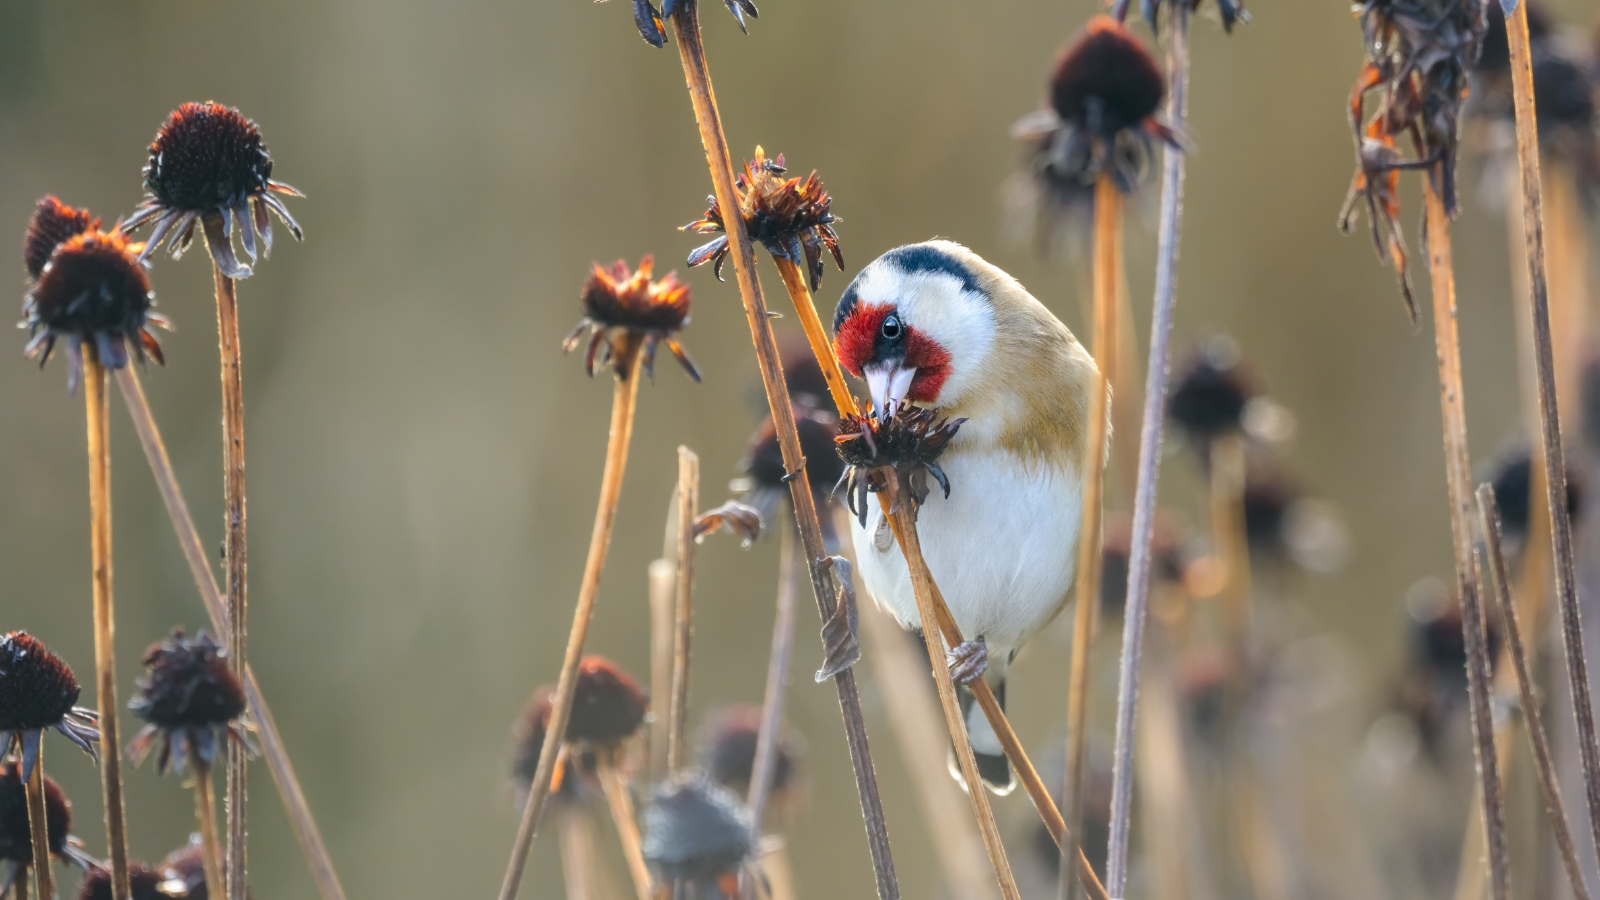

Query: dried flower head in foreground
left=1138, top=0, right=1248, bottom=34
left=642, top=774, right=754, bottom=895
left=77, top=863, right=167, bottom=900
left=1340, top=0, right=1486, bottom=321
left=1396, top=576, right=1503, bottom=751
left=124, top=102, right=303, bottom=279
left=564, top=256, right=701, bottom=382
left=683, top=147, right=843, bottom=292
left=23, top=197, right=98, bottom=282
left=698, top=704, right=802, bottom=804
left=21, top=228, right=170, bottom=390
left=127, top=629, right=250, bottom=775
left=836, top=404, right=966, bottom=526
left=0, top=632, right=99, bottom=781
left=628, top=0, right=760, bottom=49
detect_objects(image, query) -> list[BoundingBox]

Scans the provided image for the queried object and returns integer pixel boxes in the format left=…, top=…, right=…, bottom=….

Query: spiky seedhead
left=0, top=633, right=79, bottom=734
left=642, top=774, right=754, bottom=886
left=1167, top=337, right=1259, bottom=442
left=21, top=229, right=169, bottom=386
left=567, top=657, right=648, bottom=747
left=127, top=629, right=249, bottom=776
left=0, top=761, right=70, bottom=863
left=683, top=147, right=843, bottom=292
left=76, top=863, right=166, bottom=900
left=564, top=256, right=701, bottom=382
left=699, top=704, right=801, bottom=801
left=23, top=197, right=98, bottom=282
left=836, top=404, right=966, bottom=526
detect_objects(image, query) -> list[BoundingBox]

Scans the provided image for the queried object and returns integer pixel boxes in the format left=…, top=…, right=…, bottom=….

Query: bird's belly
left=850, top=451, right=1082, bottom=656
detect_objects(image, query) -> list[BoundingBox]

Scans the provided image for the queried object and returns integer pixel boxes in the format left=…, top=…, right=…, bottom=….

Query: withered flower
left=698, top=704, right=802, bottom=805
left=1100, top=512, right=1189, bottom=615
left=836, top=404, right=966, bottom=527
left=1136, top=0, right=1248, bottom=34
left=1167, top=337, right=1260, bottom=443
left=641, top=774, right=754, bottom=896
left=1396, top=577, right=1503, bottom=753
left=1340, top=0, right=1487, bottom=320
left=628, top=0, right=760, bottom=50
left=20, top=227, right=170, bottom=390
left=564, top=256, right=701, bottom=382
left=511, top=691, right=594, bottom=801
left=0, top=632, right=99, bottom=781
left=123, top=102, right=303, bottom=279
left=23, top=197, right=98, bottom=282
left=76, top=862, right=167, bottom=900
left=159, top=836, right=209, bottom=899
left=683, top=147, right=843, bottom=291
left=511, top=657, right=647, bottom=796
left=0, top=762, right=94, bottom=892
left=127, top=629, right=251, bottom=776
left=734, top=405, right=846, bottom=547
left=1484, top=442, right=1585, bottom=544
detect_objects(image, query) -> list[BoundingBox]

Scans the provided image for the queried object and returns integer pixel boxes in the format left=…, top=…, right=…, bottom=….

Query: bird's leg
left=947, top=636, right=988, bottom=686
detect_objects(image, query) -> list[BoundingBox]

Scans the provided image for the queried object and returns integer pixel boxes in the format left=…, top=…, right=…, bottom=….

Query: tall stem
left=1464, top=562, right=1511, bottom=900
left=667, top=447, right=699, bottom=774
left=666, top=7, right=899, bottom=896
left=887, top=505, right=1020, bottom=900
left=598, top=749, right=653, bottom=900
left=748, top=521, right=801, bottom=832
left=1107, top=8, right=1189, bottom=894
left=191, top=753, right=227, bottom=900
left=113, top=367, right=348, bottom=900
left=499, top=348, right=644, bottom=900
left=1061, top=175, right=1118, bottom=900
left=1504, top=0, right=1600, bottom=867
left=22, top=745, right=53, bottom=900
left=84, top=352, right=131, bottom=900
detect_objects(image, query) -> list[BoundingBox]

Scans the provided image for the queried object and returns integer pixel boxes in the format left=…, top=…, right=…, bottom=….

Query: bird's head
left=832, top=241, right=999, bottom=418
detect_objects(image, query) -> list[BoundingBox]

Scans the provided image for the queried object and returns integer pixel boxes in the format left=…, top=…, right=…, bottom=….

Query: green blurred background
left=1, top=0, right=1595, bottom=897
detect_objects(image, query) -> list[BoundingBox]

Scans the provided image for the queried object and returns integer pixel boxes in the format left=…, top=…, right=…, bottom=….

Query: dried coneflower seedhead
left=160, top=836, right=209, bottom=899
left=733, top=406, right=846, bottom=535
left=1485, top=442, right=1585, bottom=543
left=20, top=228, right=170, bottom=389
left=683, top=147, right=843, bottom=292
left=127, top=629, right=250, bottom=775
left=1398, top=577, right=1503, bottom=751
left=566, top=657, right=648, bottom=747
left=564, top=256, right=701, bottom=382
left=1100, top=512, right=1189, bottom=615
left=1138, top=0, right=1248, bottom=35
left=123, top=102, right=303, bottom=278
left=1341, top=0, right=1487, bottom=319
left=23, top=197, right=98, bottom=282
left=76, top=862, right=167, bottom=900
left=0, top=761, right=72, bottom=881
left=642, top=774, right=754, bottom=894
left=627, top=0, right=759, bottom=50
left=0, top=632, right=99, bottom=780
left=511, top=690, right=593, bottom=798
left=698, top=704, right=801, bottom=802
left=836, top=404, right=966, bottom=526
left=1167, top=337, right=1259, bottom=443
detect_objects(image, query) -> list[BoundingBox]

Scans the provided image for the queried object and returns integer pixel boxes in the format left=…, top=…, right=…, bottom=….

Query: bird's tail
left=951, top=678, right=1016, bottom=796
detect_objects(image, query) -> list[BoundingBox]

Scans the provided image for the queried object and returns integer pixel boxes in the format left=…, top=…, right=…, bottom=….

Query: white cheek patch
left=890, top=273, right=996, bottom=406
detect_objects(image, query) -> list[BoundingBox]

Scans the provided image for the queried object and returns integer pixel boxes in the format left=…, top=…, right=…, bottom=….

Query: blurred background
left=2, top=0, right=1599, bottom=897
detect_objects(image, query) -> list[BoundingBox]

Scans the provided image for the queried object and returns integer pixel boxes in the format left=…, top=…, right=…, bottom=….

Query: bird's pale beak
left=864, top=362, right=916, bottom=419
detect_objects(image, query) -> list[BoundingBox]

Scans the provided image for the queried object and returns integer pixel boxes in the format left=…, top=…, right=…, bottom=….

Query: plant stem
left=1479, top=485, right=1592, bottom=900
left=1107, top=7, right=1190, bottom=895
left=557, top=806, right=597, bottom=900
left=191, top=752, right=227, bottom=900
left=1464, top=561, right=1511, bottom=899
left=598, top=748, right=653, bottom=900
left=22, top=743, right=52, bottom=900
left=114, top=367, right=349, bottom=900
left=1060, top=174, right=1118, bottom=900
left=667, top=6, right=899, bottom=897
left=887, top=505, right=1020, bottom=900
left=1504, top=0, right=1600, bottom=868
left=667, top=447, right=699, bottom=774
left=84, top=352, right=132, bottom=900
left=748, top=521, right=800, bottom=833
left=499, top=345, right=644, bottom=900
left=648, top=554, right=676, bottom=780
left=773, top=258, right=857, bottom=415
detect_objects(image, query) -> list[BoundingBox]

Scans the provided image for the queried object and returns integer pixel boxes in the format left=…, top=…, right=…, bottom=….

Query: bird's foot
left=947, top=637, right=988, bottom=685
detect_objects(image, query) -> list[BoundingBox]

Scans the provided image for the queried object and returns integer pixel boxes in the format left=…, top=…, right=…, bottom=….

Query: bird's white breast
left=850, top=448, right=1082, bottom=660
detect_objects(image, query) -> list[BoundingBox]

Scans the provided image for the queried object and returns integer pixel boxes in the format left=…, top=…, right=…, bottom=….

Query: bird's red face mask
left=834, top=303, right=952, bottom=417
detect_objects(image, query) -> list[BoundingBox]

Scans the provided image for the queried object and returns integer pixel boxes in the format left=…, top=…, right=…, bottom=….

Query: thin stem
left=667, top=447, right=699, bottom=774
left=113, top=367, right=349, bottom=900
left=1505, top=1, right=1600, bottom=869
left=499, top=347, right=644, bottom=900
left=557, top=806, right=597, bottom=900
left=211, top=259, right=249, bottom=900
left=667, top=6, right=899, bottom=897
left=748, top=521, right=800, bottom=832
left=887, top=505, right=1020, bottom=900
left=84, top=352, right=131, bottom=900
left=648, top=555, right=676, bottom=781
left=598, top=749, right=653, bottom=900
left=1107, top=7, right=1189, bottom=894
left=1479, top=485, right=1592, bottom=900
left=191, top=753, right=227, bottom=900
left=22, top=745, right=53, bottom=900
left=1061, top=174, right=1118, bottom=900
left=1463, top=561, right=1511, bottom=900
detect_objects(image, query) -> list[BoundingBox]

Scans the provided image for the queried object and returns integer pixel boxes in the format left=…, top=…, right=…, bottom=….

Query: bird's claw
left=947, top=637, right=987, bottom=686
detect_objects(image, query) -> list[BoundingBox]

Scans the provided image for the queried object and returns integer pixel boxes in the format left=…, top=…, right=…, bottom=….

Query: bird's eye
left=881, top=316, right=902, bottom=340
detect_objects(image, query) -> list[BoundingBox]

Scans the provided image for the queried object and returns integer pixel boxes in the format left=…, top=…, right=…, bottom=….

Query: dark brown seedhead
left=21, top=228, right=170, bottom=389
left=836, top=404, right=966, bottom=526
left=699, top=704, right=801, bottom=803
left=0, top=760, right=70, bottom=864
left=23, top=197, right=98, bottom=282
left=642, top=774, right=754, bottom=889
left=160, top=837, right=210, bottom=899
left=1167, top=337, right=1259, bottom=442
left=564, top=256, right=701, bottom=382
left=124, top=102, right=303, bottom=279
left=683, top=147, right=843, bottom=292
left=0, top=632, right=79, bottom=734
left=629, top=0, right=760, bottom=49
left=1100, top=512, right=1189, bottom=615
left=76, top=863, right=167, bottom=900
left=568, top=657, right=648, bottom=747
left=1486, top=442, right=1585, bottom=542
left=127, top=629, right=250, bottom=776
left=510, top=689, right=602, bottom=801
left=1136, top=0, right=1248, bottom=34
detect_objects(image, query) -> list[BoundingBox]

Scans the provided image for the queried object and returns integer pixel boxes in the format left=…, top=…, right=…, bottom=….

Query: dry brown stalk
left=113, top=366, right=350, bottom=900
left=748, top=519, right=801, bottom=832
left=648, top=553, right=676, bottom=780
left=1062, top=174, right=1118, bottom=900
left=598, top=748, right=653, bottom=900
left=1479, top=484, right=1592, bottom=900
left=1463, top=557, right=1511, bottom=900
left=1502, top=1, right=1600, bottom=868
left=665, top=6, right=899, bottom=896
left=22, top=744, right=53, bottom=900
left=209, top=258, right=250, bottom=900
left=499, top=341, right=645, bottom=900
left=667, top=447, right=700, bottom=774
left=191, top=750, right=227, bottom=898
left=84, top=352, right=132, bottom=900
left=557, top=805, right=599, bottom=900
left=886, top=504, right=1021, bottom=900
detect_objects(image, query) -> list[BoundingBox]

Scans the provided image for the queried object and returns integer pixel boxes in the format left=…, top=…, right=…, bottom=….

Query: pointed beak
left=864, top=362, right=917, bottom=419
